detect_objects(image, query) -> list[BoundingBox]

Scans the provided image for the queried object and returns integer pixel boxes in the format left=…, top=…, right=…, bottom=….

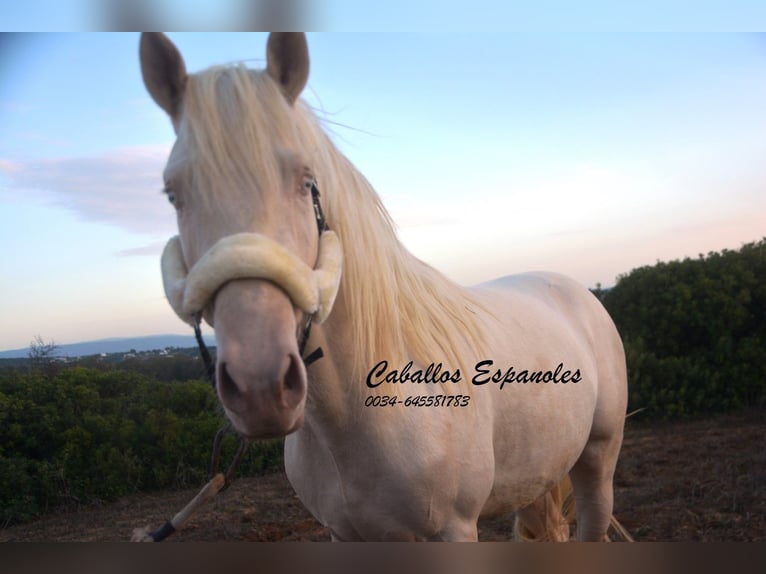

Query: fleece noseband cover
left=161, top=231, right=343, bottom=326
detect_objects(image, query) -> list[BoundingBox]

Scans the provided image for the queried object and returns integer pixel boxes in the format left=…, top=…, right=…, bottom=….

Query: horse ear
left=266, top=33, right=309, bottom=104
left=140, top=32, right=187, bottom=120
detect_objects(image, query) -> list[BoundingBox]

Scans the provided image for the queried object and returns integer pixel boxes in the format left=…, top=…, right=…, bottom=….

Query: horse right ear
left=266, top=33, right=309, bottom=104
left=140, top=33, right=187, bottom=121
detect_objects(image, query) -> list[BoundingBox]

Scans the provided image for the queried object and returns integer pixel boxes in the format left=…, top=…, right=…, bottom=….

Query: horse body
left=475, top=272, right=627, bottom=540
left=284, top=271, right=625, bottom=540
left=140, top=32, right=628, bottom=541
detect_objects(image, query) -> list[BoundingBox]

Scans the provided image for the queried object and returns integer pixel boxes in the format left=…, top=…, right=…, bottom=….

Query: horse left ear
left=266, top=33, right=309, bottom=104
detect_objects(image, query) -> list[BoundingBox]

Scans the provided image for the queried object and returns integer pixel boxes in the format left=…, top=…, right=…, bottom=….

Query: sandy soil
left=2, top=410, right=764, bottom=542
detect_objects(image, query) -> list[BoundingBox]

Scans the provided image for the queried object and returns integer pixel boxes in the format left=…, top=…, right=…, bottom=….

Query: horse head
left=140, top=32, right=341, bottom=439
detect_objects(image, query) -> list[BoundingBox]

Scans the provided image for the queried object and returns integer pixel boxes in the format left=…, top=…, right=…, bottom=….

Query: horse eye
left=163, top=186, right=178, bottom=207
left=302, top=175, right=315, bottom=194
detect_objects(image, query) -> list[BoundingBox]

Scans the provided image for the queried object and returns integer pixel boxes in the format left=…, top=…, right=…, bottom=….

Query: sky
left=3, top=1, right=766, bottom=32
left=1, top=31, right=765, bottom=350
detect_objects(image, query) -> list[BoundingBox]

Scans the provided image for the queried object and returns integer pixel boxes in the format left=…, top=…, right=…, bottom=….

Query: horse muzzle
left=213, top=279, right=308, bottom=438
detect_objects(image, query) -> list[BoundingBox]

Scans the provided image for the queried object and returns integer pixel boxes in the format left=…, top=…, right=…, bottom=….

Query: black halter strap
left=193, top=315, right=216, bottom=387
left=298, top=178, right=327, bottom=365
left=311, top=178, right=329, bottom=235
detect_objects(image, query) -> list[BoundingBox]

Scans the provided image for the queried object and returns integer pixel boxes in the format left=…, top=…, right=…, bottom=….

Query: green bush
left=600, top=238, right=766, bottom=419
left=0, top=366, right=283, bottom=526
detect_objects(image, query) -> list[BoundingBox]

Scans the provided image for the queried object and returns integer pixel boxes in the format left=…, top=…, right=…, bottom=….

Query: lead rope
left=133, top=180, right=330, bottom=542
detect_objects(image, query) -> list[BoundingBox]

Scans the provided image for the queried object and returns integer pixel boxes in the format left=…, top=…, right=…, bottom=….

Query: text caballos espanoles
left=366, top=360, right=582, bottom=390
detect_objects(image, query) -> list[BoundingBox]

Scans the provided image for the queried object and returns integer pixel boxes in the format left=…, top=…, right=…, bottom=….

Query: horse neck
left=299, top=112, right=489, bottom=421
left=304, top=292, right=365, bottom=430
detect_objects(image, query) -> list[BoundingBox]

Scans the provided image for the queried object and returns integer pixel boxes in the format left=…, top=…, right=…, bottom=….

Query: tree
left=28, top=336, right=59, bottom=370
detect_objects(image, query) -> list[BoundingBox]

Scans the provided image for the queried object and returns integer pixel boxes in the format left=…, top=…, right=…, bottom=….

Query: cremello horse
left=140, top=33, right=628, bottom=541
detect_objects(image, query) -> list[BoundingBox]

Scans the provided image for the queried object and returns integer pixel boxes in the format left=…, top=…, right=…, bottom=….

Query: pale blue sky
left=1, top=32, right=765, bottom=349
left=3, top=1, right=766, bottom=32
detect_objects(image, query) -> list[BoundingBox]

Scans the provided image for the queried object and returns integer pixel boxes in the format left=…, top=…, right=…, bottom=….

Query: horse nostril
left=282, top=353, right=305, bottom=403
left=218, top=362, right=242, bottom=401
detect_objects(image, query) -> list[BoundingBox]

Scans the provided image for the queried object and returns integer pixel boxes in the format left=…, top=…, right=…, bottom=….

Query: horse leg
left=435, top=521, right=479, bottom=541
left=569, top=433, right=622, bottom=541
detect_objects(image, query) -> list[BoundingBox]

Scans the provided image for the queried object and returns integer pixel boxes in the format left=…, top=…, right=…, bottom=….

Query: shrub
left=0, top=366, right=283, bottom=525
left=600, top=238, right=766, bottom=419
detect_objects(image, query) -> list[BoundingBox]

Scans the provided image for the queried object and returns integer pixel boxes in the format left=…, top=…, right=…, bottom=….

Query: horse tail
left=513, top=475, right=634, bottom=541
left=513, top=475, right=576, bottom=542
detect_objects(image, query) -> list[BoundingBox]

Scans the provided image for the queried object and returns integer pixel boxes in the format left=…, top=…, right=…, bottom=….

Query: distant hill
left=0, top=334, right=215, bottom=359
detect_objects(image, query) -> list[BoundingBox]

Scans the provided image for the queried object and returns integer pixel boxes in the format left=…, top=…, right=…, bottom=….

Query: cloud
left=116, top=240, right=168, bottom=257
left=0, top=145, right=176, bottom=236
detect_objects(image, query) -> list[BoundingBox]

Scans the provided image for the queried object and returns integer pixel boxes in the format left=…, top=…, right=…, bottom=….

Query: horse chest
left=284, top=417, right=493, bottom=541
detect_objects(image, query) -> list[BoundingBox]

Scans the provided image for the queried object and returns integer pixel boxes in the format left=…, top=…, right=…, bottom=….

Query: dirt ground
left=2, top=409, right=764, bottom=542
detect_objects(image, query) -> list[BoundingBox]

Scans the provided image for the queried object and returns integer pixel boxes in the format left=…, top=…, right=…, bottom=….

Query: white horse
left=140, top=33, right=628, bottom=541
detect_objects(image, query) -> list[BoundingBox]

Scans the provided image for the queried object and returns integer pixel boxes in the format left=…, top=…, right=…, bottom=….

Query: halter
left=145, top=183, right=338, bottom=543
left=161, top=179, right=341, bottom=390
